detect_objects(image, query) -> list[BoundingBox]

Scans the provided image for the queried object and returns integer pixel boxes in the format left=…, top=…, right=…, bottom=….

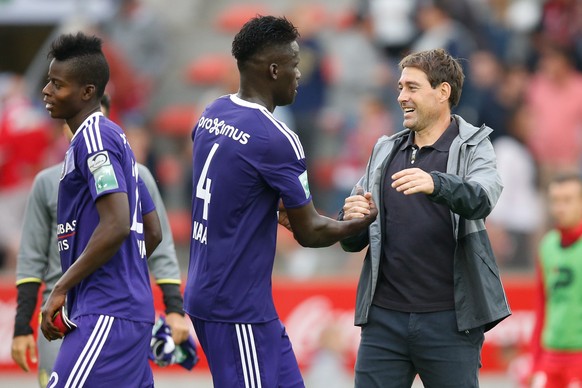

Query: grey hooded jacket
left=340, top=115, right=511, bottom=332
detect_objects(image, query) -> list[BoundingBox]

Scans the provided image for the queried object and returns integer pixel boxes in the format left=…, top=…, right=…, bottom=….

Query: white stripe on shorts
left=64, top=315, right=115, bottom=388
left=235, top=324, right=262, bottom=388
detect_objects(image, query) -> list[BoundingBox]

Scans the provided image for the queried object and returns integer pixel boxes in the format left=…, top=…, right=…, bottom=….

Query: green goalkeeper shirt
left=539, top=230, right=582, bottom=351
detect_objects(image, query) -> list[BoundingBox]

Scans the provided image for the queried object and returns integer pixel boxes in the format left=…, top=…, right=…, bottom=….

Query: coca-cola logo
left=284, top=296, right=359, bottom=364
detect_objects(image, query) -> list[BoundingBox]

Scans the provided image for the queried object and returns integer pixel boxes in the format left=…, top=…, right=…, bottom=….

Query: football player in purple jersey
left=40, top=32, right=160, bottom=387
left=185, top=15, right=377, bottom=388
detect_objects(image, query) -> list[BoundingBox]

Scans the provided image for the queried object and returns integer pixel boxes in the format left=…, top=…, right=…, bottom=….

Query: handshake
left=342, top=185, right=376, bottom=221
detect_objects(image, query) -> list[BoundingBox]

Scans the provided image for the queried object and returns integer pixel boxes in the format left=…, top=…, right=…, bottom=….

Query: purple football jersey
left=185, top=95, right=312, bottom=323
left=57, top=112, right=154, bottom=323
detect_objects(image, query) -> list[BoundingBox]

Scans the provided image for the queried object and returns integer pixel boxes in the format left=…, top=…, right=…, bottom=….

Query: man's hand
left=392, top=168, right=434, bottom=195
left=277, top=200, right=292, bottom=232
left=343, top=186, right=374, bottom=220
left=165, top=313, right=190, bottom=345
left=11, top=335, right=37, bottom=372
left=40, top=291, right=66, bottom=341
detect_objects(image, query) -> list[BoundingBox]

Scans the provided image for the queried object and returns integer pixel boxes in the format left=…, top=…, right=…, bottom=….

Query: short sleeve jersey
left=57, top=112, right=154, bottom=323
left=184, top=95, right=311, bottom=323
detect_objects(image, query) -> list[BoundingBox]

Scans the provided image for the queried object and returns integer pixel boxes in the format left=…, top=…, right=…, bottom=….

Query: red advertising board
left=0, top=275, right=535, bottom=374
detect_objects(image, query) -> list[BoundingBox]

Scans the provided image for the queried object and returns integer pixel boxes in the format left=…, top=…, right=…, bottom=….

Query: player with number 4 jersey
left=184, top=16, right=377, bottom=388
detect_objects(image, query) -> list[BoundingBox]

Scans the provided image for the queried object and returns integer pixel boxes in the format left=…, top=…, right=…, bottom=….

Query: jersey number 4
left=196, top=143, right=219, bottom=220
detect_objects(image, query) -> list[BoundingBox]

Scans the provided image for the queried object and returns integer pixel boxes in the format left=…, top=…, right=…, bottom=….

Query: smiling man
left=340, top=48, right=511, bottom=387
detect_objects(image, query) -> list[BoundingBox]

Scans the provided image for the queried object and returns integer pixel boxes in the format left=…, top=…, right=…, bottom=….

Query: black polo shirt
left=373, top=118, right=459, bottom=313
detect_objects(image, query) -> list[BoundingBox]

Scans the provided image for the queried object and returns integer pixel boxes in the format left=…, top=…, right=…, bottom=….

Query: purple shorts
left=47, top=314, right=153, bottom=388
left=190, top=316, right=304, bottom=388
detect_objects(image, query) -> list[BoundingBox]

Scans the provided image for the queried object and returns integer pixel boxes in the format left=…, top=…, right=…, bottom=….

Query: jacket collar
left=454, top=114, right=493, bottom=145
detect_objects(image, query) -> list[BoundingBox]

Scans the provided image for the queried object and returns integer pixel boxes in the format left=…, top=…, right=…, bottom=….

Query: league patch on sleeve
left=88, top=151, right=119, bottom=194
left=299, top=170, right=310, bottom=199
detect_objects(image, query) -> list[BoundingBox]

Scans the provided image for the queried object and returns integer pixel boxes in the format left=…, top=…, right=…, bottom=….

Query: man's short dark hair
left=47, top=32, right=110, bottom=97
left=399, top=48, right=465, bottom=108
left=549, top=172, right=582, bottom=187
left=231, top=15, right=299, bottom=67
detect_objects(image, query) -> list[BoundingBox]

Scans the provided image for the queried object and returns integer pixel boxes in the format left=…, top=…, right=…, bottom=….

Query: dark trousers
left=355, top=305, right=484, bottom=388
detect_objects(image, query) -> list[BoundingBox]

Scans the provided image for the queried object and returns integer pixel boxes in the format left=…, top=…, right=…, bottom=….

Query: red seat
left=214, top=4, right=271, bottom=33
left=185, top=53, right=234, bottom=86
left=153, top=104, right=198, bottom=137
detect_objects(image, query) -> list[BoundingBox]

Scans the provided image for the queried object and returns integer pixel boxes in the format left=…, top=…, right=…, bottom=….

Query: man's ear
left=82, top=84, right=96, bottom=101
left=269, top=63, right=278, bottom=80
left=439, top=82, right=451, bottom=104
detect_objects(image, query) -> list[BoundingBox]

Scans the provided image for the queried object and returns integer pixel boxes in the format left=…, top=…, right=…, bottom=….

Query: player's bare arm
left=142, top=209, right=162, bottom=258
left=285, top=199, right=377, bottom=248
left=392, top=167, right=435, bottom=195
left=41, top=192, right=130, bottom=340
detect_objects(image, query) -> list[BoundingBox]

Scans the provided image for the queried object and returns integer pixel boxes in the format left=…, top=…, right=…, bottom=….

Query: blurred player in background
left=38, top=31, right=160, bottom=387
left=185, top=15, right=377, bottom=388
left=11, top=94, right=189, bottom=387
left=529, top=173, right=582, bottom=387
left=340, top=48, right=510, bottom=387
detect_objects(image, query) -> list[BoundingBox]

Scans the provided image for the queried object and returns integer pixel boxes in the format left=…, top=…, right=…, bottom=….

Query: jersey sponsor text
left=198, top=116, right=251, bottom=145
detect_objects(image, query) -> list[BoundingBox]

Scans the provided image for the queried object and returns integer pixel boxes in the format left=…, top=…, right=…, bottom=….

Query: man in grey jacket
left=340, top=48, right=511, bottom=387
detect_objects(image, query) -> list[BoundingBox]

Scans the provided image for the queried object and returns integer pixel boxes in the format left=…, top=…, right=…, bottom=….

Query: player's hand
left=40, top=291, right=66, bottom=341
left=392, top=168, right=434, bottom=195
left=278, top=200, right=292, bottom=232
left=11, top=334, right=37, bottom=372
left=343, top=186, right=373, bottom=220
left=165, top=313, right=190, bottom=345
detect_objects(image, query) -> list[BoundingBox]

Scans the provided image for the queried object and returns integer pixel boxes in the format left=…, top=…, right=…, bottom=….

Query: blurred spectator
left=287, top=5, right=329, bottom=159
left=100, top=0, right=169, bottom=121
left=354, top=0, right=418, bottom=59
left=537, top=0, right=582, bottom=70
left=458, top=50, right=508, bottom=131
left=487, top=103, right=544, bottom=270
left=525, top=42, right=582, bottom=186
left=411, top=0, right=478, bottom=61
left=285, top=5, right=331, bottom=207
left=459, top=51, right=530, bottom=142
left=325, top=9, right=395, bottom=123
left=0, top=73, right=52, bottom=270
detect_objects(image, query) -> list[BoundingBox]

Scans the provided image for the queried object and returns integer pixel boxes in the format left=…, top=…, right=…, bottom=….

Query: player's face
left=273, top=41, right=301, bottom=107
left=42, top=59, right=87, bottom=120
left=397, top=67, right=445, bottom=132
left=548, top=180, right=582, bottom=229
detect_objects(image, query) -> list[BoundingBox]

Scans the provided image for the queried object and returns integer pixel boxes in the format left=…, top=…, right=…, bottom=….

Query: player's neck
left=237, top=91, right=273, bottom=111
left=66, top=105, right=102, bottom=134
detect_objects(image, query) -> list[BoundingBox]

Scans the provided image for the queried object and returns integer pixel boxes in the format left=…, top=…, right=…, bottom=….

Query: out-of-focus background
left=1, top=0, right=581, bottom=386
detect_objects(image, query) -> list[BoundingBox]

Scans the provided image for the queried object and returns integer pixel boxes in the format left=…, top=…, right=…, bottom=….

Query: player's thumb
left=354, top=185, right=365, bottom=196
